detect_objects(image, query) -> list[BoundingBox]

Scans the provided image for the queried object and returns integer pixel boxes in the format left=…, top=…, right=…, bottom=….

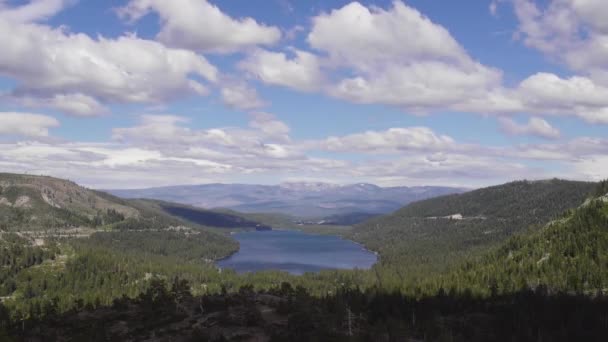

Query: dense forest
left=350, top=180, right=595, bottom=276
left=3, top=279, right=608, bottom=341
left=1, top=173, right=608, bottom=340
left=431, top=194, right=608, bottom=296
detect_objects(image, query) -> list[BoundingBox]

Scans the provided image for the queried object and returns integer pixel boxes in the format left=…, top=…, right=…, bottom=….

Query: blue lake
left=217, top=230, right=377, bottom=275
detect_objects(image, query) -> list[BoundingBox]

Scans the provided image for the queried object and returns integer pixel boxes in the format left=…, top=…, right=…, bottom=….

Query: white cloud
left=241, top=1, right=503, bottom=111
left=0, top=0, right=72, bottom=23
left=329, top=61, right=501, bottom=110
left=111, top=113, right=299, bottom=160
left=308, top=1, right=470, bottom=70
left=572, top=155, right=608, bottom=181
left=517, top=73, right=608, bottom=109
left=0, top=2, right=218, bottom=116
left=112, top=115, right=193, bottom=144
left=499, top=117, right=561, bottom=139
left=308, top=1, right=502, bottom=110
left=1, top=121, right=607, bottom=188
left=220, top=81, right=266, bottom=111
left=352, top=154, right=533, bottom=186
left=7, top=93, right=109, bottom=117
left=513, top=0, right=608, bottom=81
left=0, top=112, right=59, bottom=138
left=248, top=112, right=290, bottom=142
left=239, top=49, right=324, bottom=92
left=235, top=1, right=608, bottom=123
left=316, top=127, right=456, bottom=153
left=507, top=72, right=608, bottom=124
left=119, top=0, right=281, bottom=53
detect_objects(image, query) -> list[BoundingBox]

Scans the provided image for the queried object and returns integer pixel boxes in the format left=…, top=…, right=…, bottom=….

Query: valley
left=0, top=173, right=607, bottom=341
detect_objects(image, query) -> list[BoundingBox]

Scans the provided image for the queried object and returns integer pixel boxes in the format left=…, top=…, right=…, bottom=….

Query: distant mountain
left=351, top=179, right=596, bottom=275
left=106, top=182, right=466, bottom=218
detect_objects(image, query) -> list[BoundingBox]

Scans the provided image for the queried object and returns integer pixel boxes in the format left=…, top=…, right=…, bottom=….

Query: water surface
left=217, top=230, right=377, bottom=275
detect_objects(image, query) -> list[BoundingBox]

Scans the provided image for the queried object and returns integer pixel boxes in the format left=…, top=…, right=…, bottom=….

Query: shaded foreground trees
left=2, top=279, right=607, bottom=342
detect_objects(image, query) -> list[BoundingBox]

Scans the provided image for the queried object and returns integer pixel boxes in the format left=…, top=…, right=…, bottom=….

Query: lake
left=217, top=230, right=377, bottom=275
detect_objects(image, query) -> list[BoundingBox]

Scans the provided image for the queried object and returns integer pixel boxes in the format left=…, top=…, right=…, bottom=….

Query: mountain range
left=107, top=182, right=466, bottom=218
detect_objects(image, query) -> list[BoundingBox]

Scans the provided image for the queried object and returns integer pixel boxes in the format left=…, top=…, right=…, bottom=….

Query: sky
left=0, top=0, right=607, bottom=189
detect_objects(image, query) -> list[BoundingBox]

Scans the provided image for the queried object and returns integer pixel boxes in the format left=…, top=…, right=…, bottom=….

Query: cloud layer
left=0, top=0, right=606, bottom=188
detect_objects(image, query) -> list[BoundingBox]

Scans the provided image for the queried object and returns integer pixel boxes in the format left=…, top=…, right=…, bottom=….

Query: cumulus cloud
left=0, top=112, right=59, bottom=138
left=239, top=49, right=324, bottom=92
left=248, top=112, right=291, bottom=142
left=0, top=1, right=218, bottom=116
left=237, top=1, right=608, bottom=123
left=316, top=127, right=457, bottom=153
left=307, top=1, right=471, bottom=69
left=6, top=93, right=109, bottom=117
left=118, top=0, right=281, bottom=53
left=1, top=121, right=606, bottom=188
left=244, top=1, right=502, bottom=110
left=112, top=115, right=193, bottom=144
left=515, top=73, right=608, bottom=123
left=111, top=113, right=299, bottom=161
left=220, top=81, right=266, bottom=111
left=513, top=0, right=608, bottom=81
left=0, top=0, right=72, bottom=23
left=499, top=117, right=561, bottom=139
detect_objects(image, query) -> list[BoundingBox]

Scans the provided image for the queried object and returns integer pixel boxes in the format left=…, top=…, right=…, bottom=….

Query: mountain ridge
left=350, top=178, right=597, bottom=278
left=106, top=182, right=468, bottom=218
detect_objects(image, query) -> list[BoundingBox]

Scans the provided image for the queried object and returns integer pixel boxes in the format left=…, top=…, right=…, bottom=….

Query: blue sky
left=0, top=0, right=607, bottom=188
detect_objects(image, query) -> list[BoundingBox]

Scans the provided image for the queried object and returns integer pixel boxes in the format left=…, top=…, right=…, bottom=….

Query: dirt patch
left=41, top=191, right=61, bottom=208
left=14, top=196, right=32, bottom=208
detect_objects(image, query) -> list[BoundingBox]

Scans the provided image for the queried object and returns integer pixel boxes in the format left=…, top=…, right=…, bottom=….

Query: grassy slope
left=0, top=173, right=138, bottom=231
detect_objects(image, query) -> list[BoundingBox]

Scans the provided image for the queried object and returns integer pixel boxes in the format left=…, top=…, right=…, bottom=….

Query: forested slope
left=0, top=174, right=240, bottom=318
left=434, top=180, right=608, bottom=295
left=351, top=179, right=595, bottom=275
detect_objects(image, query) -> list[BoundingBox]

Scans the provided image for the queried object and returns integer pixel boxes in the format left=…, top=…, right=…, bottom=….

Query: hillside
left=436, top=180, right=608, bottom=295
left=130, top=199, right=271, bottom=230
left=0, top=173, right=241, bottom=318
left=351, top=179, right=596, bottom=275
left=107, top=182, right=466, bottom=218
left=0, top=173, right=271, bottom=233
left=0, top=173, right=139, bottom=231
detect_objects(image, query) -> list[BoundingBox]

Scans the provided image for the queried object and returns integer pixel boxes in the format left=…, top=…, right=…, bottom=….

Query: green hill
left=0, top=172, right=270, bottom=232
left=0, top=173, right=139, bottom=231
left=435, top=180, right=608, bottom=295
left=0, top=173, right=242, bottom=317
left=351, top=179, right=596, bottom=276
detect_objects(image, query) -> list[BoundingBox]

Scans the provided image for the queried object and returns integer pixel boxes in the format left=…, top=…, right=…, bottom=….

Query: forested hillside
left=0, top=174, right=240, bottom=321
left=433, top=180, right=608, bottom=295
left=351, top=179, right=595, bottom=275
